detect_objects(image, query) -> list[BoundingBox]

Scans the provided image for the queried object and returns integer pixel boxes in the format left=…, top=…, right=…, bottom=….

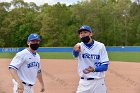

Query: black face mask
left=30, top=44, right=39, bottom=50
left=81, top=36, right=90, bottom=43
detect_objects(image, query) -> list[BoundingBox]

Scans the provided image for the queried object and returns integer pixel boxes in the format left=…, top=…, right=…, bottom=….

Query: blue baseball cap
left=28, top=33, right=40, bottom=41
left=78, top=25, right=92, bottom=34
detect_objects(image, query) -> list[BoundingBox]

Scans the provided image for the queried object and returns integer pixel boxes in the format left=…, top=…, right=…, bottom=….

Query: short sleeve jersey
left=9, top=49, right=41, bottom=85
left=77, top=40, right=109, bottom=79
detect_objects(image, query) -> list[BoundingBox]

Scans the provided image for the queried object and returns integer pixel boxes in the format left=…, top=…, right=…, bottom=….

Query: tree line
left=0, top=0, right=140, bottom=47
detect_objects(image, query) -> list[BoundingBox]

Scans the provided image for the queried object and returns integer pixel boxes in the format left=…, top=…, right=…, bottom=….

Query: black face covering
left=30, top=44, right=39, bottom=50
left=81, top=36, right=90, bottom=43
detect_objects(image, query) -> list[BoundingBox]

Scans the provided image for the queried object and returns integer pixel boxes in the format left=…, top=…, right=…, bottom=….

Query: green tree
left=40, top=3, right=76, bottom=47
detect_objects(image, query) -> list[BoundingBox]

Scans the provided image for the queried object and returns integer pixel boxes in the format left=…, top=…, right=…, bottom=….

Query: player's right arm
left=8, top=53, right=25, bottom=93
left=9, top=68, right=24, bottom=93
left=72, top=43, right=81, bottom=57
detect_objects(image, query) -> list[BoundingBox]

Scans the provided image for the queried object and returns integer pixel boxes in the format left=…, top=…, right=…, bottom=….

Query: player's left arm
left=94, top=64, right=108, bottom=72
left=95, top=43, right=109, bottom=72
left=37, top=70, right=45, bottom=92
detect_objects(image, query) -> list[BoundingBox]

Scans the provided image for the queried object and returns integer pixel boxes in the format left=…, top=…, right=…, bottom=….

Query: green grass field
left=0, top=52, right=140, bottom=62
left=108, top=52, right=140, bottom=62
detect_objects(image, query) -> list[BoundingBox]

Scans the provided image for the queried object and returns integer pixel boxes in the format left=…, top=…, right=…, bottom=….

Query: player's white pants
left=76, top=78, right=107, bottom=93
left=12, top=79, right=34, bottom=93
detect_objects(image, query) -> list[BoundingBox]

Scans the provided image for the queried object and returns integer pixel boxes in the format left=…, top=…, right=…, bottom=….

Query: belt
left=22, top=82, right=33, bottom=86
left=81, top=77, right=94, bottom=80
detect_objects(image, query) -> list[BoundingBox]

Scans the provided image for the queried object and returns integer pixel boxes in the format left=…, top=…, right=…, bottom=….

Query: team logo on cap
left=33, top=34, right=38, bottom=38
left=81, top=26, right=85, bottom=29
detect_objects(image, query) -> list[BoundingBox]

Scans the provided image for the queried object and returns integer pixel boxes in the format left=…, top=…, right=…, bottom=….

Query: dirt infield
left=0, top=59, right=140, bottom=93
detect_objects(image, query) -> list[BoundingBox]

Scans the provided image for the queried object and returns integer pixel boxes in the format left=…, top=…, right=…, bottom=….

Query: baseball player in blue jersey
left=73, top=25, right=109, bottom=93
left=9, top=33, right=45, bottom=93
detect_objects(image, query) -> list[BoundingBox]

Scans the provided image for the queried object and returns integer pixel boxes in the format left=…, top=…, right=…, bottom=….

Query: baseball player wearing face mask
left=73, top=25, right=109, bottom=93
left=9, top=33, right=45, bottom=93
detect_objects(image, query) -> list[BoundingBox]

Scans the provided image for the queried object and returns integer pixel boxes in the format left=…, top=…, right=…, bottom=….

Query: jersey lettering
left=82, top=53, right=100, bottom=59
left=27, top=62, right=39, bottom=68
left=94, top=62, right=102, bottom=67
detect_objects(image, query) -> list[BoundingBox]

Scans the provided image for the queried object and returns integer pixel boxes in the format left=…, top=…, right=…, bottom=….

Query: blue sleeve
left=72, top=50, right=80, bottom=57
left=95, top=64, right=108, bottom=72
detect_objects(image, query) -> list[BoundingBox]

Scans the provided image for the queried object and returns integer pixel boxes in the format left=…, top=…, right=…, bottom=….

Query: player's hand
left=83, top=66, right=95, bottom=74
left=17, top=83, right=24, bottom=93
left=87, top=66, right=95, bottom=72
left=74, top=43, right=81, bottom=51
left=40, top=85, right=45, bottom=92
left=83, top=69, right=90, bottom=74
